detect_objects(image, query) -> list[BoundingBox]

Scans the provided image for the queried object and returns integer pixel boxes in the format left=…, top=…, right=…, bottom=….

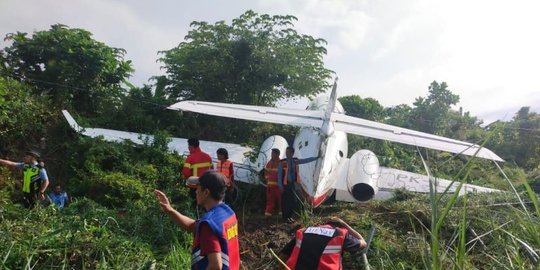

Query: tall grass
left=416, top=128, right=540, bottom=270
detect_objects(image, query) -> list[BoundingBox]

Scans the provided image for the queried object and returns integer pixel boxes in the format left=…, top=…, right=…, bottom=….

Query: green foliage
left=339, top=95, right=386, bottom=121
left=158, top=10, right=333, bottom=142
left=1, top=24, right=133, bottom=116
left=488, top=107, right=540, bottom=169
left=0, top=77, right=51, bottom=153
left=411, top=81, right=460, bottom=134
left=0, top=200, right=154, bottom=269
left=85, top=172, right=146, bottom=208
left=1, top=16, right=540, bottom=270
left=160, top=10, right=332, bottom=106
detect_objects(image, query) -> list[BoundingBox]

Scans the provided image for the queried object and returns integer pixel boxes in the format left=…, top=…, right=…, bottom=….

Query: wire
left=4, top=73, right=170, bottom=109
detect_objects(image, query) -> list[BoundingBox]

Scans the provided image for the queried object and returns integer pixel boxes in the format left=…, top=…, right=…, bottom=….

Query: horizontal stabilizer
left=168, top=101, right=325, bottom=128
left=332, top=113, right=503, bottom=162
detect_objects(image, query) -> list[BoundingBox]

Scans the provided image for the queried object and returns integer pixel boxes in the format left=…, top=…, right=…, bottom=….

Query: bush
left=84, top=172, right=147, bottom=208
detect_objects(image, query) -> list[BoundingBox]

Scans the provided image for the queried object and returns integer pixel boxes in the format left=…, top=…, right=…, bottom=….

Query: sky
left=1, top=0, right=539, bottom=123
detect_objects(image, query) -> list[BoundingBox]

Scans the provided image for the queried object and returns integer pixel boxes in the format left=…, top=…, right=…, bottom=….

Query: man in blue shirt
left=277, top=146, right=318, bottom=223
left=0, top=150, right=49, bottom=208
left=49, top=184, right=69, bottom=208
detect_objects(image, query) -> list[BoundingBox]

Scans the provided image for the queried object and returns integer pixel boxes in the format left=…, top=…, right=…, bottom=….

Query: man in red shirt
left=183, top=138, right=213, bottom=205
left=155, top=171, right=240, bottom=270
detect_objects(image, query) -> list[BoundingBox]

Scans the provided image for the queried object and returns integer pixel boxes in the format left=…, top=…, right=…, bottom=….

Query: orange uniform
left=183, top=147, right=213, bottom=189
left=216, top=159, right=234, bottom=191
left=264, top=159, right=282, bottom=216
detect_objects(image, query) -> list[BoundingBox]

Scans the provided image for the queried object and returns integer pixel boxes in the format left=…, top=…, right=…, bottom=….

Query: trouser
left=224, top=188, right=235, bottom=208
left=282, top=186, right=297, bottom=220
left=265, top=186, right=282, bottom=215
left=22, top=192, right=37, bottom=209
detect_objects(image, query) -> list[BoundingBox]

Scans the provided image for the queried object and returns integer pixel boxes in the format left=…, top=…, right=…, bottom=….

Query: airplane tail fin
left=324, top=78, right=338, bottom=121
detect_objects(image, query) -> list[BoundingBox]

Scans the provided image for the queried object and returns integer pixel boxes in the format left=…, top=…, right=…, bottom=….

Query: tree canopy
left=0, top=24, right=133, bottom=116
left=159, top=10, right=333, bottom=106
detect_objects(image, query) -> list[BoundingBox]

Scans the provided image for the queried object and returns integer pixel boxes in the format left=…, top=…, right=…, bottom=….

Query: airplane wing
left=332, top=162, right=500, bottom=202
left=168, top=101, right=325, bottom=128
left=332, top=113, right=503, bottom=161
left=62, top=110, right=260, bottom=184
left=168, top=101, right=502, bottom=162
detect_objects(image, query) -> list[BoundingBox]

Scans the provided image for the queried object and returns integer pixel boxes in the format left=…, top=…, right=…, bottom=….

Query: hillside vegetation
left=1, top=11, right=539, bottom=269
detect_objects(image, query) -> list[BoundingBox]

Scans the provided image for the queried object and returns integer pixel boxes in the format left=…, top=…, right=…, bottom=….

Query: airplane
left=62, top=79, right=502, bottom=207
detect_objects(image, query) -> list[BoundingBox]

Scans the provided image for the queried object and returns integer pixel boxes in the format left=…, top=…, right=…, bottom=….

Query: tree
left=410, top=81, right=459, bottom=134
left=1, top=24, right=133, bottom=116
left=159, top=10, right=332, bottom=106
left=385, top=104, right=413, bottom=128
left=0, top=77, right=51, bottom=153
left=338, top=95, right=386, bottom=121
left=158, top=10, right=333, bottom=142
left=511, top=107, right=540, bottom=168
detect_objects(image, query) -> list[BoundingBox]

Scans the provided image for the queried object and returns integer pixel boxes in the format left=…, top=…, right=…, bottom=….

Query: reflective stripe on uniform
left=322, top=245, right=342, bottom=254
left=191, top=250, right=204, bottom=265
left=192, top=162, right=213, bottom=176
left=221, top=252, right=230, bottom=266
left=192, top=162, right=212, bottom=169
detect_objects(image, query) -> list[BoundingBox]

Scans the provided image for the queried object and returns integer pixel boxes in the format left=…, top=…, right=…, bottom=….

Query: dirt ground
left=233, top=186, right=366, bottom=269
left=236, top=209, right=366, bottom=269
left=237, top=213, right=296, bottom=269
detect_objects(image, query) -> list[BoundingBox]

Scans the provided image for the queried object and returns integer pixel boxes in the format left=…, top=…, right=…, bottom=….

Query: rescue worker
left=216, top=148, right=235, bottom=206
left=264, top=148, right=282, bottom=216
left=183, top=138, right=213, bottom=205
left=0, top=150, right=50, bottom=208
left=279, top=217, right=367, bottom=270
left=278, top=146, right=318, bottom=223
left=155, top=170, right=240, bottom=270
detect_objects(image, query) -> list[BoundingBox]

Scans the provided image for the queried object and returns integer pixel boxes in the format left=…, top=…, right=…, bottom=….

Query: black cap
left=25, top=150, right=40, bottom=159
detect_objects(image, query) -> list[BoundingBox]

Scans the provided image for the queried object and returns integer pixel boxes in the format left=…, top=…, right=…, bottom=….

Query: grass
left=1, top=152, right=539, bottom=269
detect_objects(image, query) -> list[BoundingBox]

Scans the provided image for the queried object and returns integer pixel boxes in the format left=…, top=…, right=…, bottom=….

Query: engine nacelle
left=347, top=149, right=380, bottom=202
left=254, top=135, right=288, bottom=171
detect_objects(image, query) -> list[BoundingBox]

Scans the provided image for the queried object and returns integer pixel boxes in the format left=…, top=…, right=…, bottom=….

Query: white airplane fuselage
left=289, top=96, right=349, bottom=207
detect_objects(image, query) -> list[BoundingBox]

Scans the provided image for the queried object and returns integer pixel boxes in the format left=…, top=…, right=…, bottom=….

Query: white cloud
left=1, top=0, right=539, bottom=121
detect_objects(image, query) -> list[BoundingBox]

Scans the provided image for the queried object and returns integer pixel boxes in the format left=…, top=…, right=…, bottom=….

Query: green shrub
left=85, top=172, right=147, bottom=208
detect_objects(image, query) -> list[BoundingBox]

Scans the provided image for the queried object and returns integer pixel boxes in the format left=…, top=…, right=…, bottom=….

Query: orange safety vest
left=265, top=160, right=280, bottom=186
left=217, top=159, right=233, bottom=187
left=282, top=159, right=300, bottom=186
left=286, top=224, right=348, bottom=270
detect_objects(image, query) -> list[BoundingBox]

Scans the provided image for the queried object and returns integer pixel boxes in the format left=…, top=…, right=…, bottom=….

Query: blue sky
left=1, top=0, right=539, bottom=123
